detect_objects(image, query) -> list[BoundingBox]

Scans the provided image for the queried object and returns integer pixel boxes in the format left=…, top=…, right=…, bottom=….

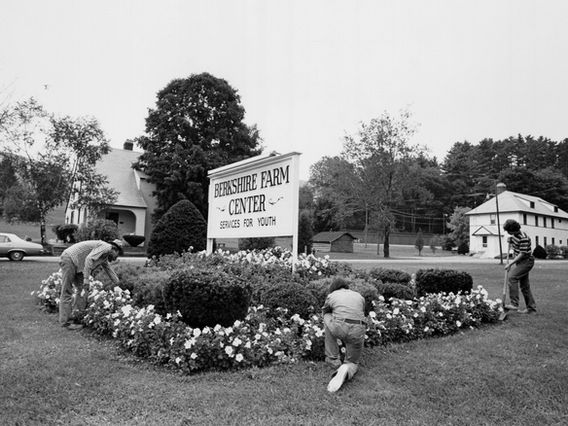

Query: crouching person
left=59, top=239, right=123, bottom=330
left=322, top=277, right=368, bottom=392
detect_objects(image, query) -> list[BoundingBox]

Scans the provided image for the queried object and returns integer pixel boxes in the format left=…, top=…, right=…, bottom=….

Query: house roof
left=97, top=148, right=147, bottom=208
left=465, top=190, right=568, bottom=219
left=312, top=231, right=357, bottom=243
left=472, top=225, right=503, bottom=236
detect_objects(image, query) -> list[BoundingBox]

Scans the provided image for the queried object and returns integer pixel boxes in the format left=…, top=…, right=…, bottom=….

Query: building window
left=490, top=214, right=496, bottom=225
left=535, top=215, right=539, bottom=227
left=482, top=236, right=487, bottom=247
left=544, top=237, right=547, bottom=247
left=555, top=206, right=559, bottom=213
left=552, top=238, right=555, bottom=246
left=535, top=236, right=539, bottom=246
left=523, top=214, right=527, bottom=225
left=543, top=217, right=547, bottom=228
left=530, top=201, right=535, bottom=208
left=551, top=218, right=555, bottom=229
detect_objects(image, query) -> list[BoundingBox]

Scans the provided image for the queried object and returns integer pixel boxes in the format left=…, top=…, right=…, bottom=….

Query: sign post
left=207, top=152, right=301, bottom=268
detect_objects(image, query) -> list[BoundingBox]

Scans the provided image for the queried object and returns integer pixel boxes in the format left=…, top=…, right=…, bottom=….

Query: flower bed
left=32, top=247, right=502, bottom=374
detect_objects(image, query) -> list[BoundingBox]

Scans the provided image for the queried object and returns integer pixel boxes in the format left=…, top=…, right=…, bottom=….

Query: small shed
left=312, top=231, right=357, bottom=253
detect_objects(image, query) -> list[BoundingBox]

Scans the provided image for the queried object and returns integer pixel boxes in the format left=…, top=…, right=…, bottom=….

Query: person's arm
left=322, top=294, right=333, bottom=314
left=83, top=245, right=116, bottom=283
left=100, top=261, right=120, bottom=284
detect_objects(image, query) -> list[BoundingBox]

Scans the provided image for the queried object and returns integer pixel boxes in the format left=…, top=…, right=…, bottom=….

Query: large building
left=65, top=144, right=157, bottom=244
left=466, top=185, right=568, bottom=258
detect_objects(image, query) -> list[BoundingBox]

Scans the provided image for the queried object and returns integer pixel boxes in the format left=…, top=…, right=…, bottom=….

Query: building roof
left=465, top=190, right=568, bottom=219
left=312, top=231, right=357, bottom=243
left=97, top=148, right=147, bottom=208
left=472, top=225, right=503, bottom=236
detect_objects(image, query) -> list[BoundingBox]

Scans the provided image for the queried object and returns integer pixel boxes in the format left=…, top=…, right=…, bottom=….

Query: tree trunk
left=40, top=214, right=47, bottom=246
left=383, top=224, right=390, bottom=258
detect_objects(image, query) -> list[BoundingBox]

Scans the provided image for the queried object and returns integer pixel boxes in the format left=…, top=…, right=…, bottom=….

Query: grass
left=1, top=259, right=567, bottom=425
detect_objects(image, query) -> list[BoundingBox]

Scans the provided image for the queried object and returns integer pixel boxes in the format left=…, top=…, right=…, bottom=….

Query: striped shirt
left=509, top=231, right=532, bottom=256
left=62, top=240, right=119, bottom=283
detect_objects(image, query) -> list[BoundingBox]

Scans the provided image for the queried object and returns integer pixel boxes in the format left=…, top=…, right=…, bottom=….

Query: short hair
left=503, top=219, right=521, bottom=233
left=329, top=276, right=350, bottom=293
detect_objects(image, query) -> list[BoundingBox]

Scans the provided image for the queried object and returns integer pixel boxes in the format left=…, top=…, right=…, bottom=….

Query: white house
left=65, top=144, right=158, bottom=243
left=466, top=186, right=568, bottom=258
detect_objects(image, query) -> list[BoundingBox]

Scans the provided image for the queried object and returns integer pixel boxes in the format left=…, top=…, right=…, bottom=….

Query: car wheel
left=9, top=251, right=24, bottom=261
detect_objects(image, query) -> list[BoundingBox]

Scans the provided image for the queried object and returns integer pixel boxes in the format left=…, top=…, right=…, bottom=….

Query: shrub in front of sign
left=147, top=200, right=207, bottom=258
left=163, top=268, right=251, bottom=328
left=238, top=237, right=275, bottom=250
left=364, top=268, right=412, bottom=285
left=415, top=269, right=473, bottom=297
left=375, top=282, right=416, bottom=302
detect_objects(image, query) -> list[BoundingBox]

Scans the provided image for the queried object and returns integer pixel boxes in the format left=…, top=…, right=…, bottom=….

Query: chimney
left=496, top=182, right=506, bottom=195
left=123, top=141, right=134, bottom=151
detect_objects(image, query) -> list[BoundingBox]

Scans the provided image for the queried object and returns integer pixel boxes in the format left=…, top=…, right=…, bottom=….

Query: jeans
left=508, top=256, right=536, bottom=311
left=324, top=313, right=366, bottom=373
left=59, top=255, right=87, bottom=326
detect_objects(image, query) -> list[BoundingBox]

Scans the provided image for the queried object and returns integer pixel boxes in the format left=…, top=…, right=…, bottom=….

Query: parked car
left=0, top=232, right=46, bottom=261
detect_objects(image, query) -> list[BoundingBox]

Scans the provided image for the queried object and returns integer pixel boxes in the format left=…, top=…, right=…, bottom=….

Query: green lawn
left=1, top=259, right=567, bottom=425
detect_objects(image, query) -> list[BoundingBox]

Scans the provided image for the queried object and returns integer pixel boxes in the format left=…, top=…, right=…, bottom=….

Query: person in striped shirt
left=503, top=219, right=537, bottom=314
left=59, top=239, right=124, bottom=329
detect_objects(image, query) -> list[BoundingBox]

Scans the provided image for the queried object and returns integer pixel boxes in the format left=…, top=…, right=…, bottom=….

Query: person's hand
left=504, top=264, right=512, bottom=272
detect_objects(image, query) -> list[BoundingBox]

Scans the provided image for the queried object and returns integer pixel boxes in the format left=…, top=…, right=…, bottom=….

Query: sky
left=2, top=0, right=568, bottom=180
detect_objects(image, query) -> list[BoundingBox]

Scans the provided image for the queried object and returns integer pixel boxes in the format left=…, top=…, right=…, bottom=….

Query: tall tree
left=343, top=109, right=419, bottom=257
left=134, top=73, right=262, bottom=220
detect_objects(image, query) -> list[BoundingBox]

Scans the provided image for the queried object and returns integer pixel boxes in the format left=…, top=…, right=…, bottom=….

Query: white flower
left=235, top=353, right=244, bottom=362
left=244, top=341, right=251, bottom=349
left=225, top=346, right=234, bottom=356
left=456, top=320, right=462, bottom=328
left=175, top=357, right=181, bottom=364
left=393, top=308, right=400, bottom=315
left=214, top=324, right=222, bottom=332
left=184, top=339, right=194, bottom=349
left=121, top=305, right=133, bottom=316
left=193, top=328, right=201, bottom=338
left=190, top=352, right=198, bottom=360
left=232, top=337, right=242, bottom=347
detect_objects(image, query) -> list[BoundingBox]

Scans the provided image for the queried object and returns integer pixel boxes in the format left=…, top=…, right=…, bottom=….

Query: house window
left=523, top=214, right=527, bottom=225
left=489, top=214, right=496, bottom=225
left=535, top=236, right=539, bottom=246
left=530, top=201, right=535, bottom=208
left=555, top=206, right=559, bottom=213
left=552, top=238, right=555, bottom=246
left=535, top=215, right=539, bottom=227
left=482, top=236, right=487, bottom=247
left=544, top=237, right=547, bottom=247
left=551, top=218, right=555, bottom=229
left=543, top=217, right=547, bottom=228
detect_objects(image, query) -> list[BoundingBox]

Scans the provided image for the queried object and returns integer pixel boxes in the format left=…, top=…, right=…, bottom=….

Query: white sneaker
left=327, top=364, right=349, bottom=393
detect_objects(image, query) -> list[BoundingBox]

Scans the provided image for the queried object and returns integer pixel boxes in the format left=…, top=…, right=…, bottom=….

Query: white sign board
left=206, top=152, right=301, bottom=252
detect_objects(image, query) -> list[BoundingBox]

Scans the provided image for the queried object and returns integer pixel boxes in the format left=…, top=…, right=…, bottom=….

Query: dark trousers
left=508, top=256, right=536, bottom=311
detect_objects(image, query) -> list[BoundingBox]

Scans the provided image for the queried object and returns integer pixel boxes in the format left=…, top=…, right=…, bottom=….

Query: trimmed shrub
left=123, top=234, right=145, bottom=247
left=545, top=244, right=562, bottom=259
left=415, top=268, right=473, bottom=297
left=561, top=246, right=568, bottom=259
left=376, top=282, right=416, bottom=301
left=261, top=281, right=318, bottom=319
left=163, top=268, right=251, bottom=328
left=533, top=244, right=547, bottom=259
left=75, top=219, right=120, bottom=243
left=238, top=237, right=275, bottom=251
left=298, top=211, right=313, bottom=254
left=442, top=236, right=455, bottom=251
left=52, top=224, right=78, bottom=243
left=148, top=200, right=207, bottom=258
left=457, top=241, right=469, bottom=255
left=366, top=268, right=411, bottom=286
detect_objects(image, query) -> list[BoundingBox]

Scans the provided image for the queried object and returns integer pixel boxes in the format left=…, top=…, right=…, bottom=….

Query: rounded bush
left=415, top=268, right=473, bottom=297
left=533, top=244, right=547, bottom=259
left=75, top=219, right=120, bottom=243
left=163, top=268, right=251, bottom=328
left=545, top=244, right=561, bottom=259
left=366, top=268, right=411, bottom=285
left=261, top=281, right=318, bottom=319
left=457, top=241, right=469, bottom=255
left=148, top=200, right=207, bottom=258
left=376, top=282, right=416, bottom=301
left=52, top=224, right=78, bottom=243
